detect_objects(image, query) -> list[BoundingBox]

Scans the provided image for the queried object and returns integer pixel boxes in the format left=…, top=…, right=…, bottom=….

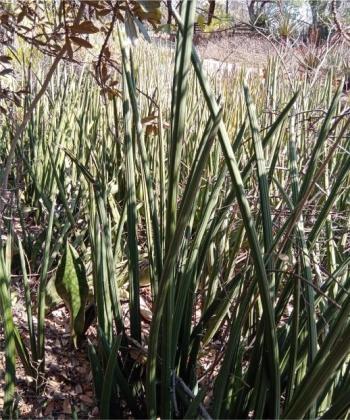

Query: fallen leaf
left=0, top=55, right=12, bottom=63
left=44, top=401, right=55, bottom=416
left=70, top=36, right=93, bottom=48
left=75, top=384, right=83, bottom=394
left=63, top=399, right=72, bottom=414
left=79, top=394, right=94, bottom=405
left=140, top=296, right=152, bottom=322
left=71, top=21, right=99, bottom=34
left=129, top=348, right=147, bottom=365
left=92, top=406, right=99, bottom=417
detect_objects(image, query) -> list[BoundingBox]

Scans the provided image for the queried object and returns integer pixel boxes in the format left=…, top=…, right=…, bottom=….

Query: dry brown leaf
left=63, top=399, right=72, bottom=414
left=43, top=401, right=55, bottom=417
left=70, top=36, right=93, bottom=49
left=140, top=296, right=152, bottom=322
left=0, top=55, right=12, bottom=63
left=79, top=394, right=94, bottom=405
left=140, top=306, right=152, bottom=322
left=96, top=8, right=111, bottom=17
left=75, top=384, right=83, bottom=394
left=92, top=406, right=99, bottom=417
left=129, top=348, right=147, bottom=365
left=0, top=68, right=13, bottom=76
left=71, top=21, right=99, bottom=34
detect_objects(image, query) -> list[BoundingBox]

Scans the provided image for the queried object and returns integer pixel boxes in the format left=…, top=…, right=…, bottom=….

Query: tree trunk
left=167, top=0, right=172, bottom=25
left=309, top=0, right=330, bottom=26
left=309, top=0, right=318, bottom=26
left=308, top=0, right=331, bottom=43
left=248, top=0, right=257, bottom=25
left=207, top=0, right=216, bottom=25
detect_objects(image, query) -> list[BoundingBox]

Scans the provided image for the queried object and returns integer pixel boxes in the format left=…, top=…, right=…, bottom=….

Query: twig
left=271, top=269, right=341, bottom=309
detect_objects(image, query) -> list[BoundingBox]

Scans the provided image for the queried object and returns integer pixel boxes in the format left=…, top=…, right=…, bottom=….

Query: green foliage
left=0, top=247, right=16, bottom=418
left=55, top=242, right=89, bottom=348
left=1, top=1, right=350, bottom=418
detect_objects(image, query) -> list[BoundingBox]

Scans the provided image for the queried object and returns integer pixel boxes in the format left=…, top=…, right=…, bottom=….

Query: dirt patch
left=0, top=263, right=99, bottom=419
left=0, top=311, right=98, bottom=418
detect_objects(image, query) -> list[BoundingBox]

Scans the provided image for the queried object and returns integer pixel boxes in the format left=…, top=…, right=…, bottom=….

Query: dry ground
left=198, top=33, right=276, bottom=68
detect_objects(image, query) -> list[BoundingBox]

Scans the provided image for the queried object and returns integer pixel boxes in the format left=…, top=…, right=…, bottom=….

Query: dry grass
left=197, top=33, right=276, bottom=69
